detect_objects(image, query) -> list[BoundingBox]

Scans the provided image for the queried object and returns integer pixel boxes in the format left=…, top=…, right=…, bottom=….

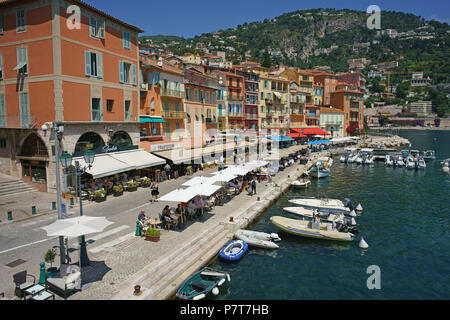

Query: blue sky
left=88, top=0, right=450, bottom=37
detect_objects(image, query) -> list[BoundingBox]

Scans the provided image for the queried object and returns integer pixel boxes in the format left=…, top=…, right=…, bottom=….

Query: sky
left=87, top=0, right=450, bottom=37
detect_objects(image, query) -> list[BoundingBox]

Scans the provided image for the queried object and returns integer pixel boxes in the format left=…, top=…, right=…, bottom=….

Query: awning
left=267, top=136, right=294, bottom=142
left=13, top=62, right=27, bottom=71
left=139, top=116, right=166, bottom=123
left=152, top=148, right=203, bottom=165
left=287, top=133, right=307, bottom=138
left=306, top=140, right=332, bottom=145
left=292, top=128, right=330, bottom=136
left=73, top=149, right=166, bottom=179
left=109, top=149, right=166, bottom=169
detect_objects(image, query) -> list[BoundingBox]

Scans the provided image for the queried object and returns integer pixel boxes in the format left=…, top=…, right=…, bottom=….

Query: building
left=320, top=107, right=345, bottom=137
left=409, top=101, right=432, bottom=117
left=313, top=72, right=339, bottom=106
left=410, top=72, right=431, bottom=87
left=0, top=0, right=146, bottom=193
left=288, top=81, right=306, bottom=129
left=259, top=75, right=289, bottom=133
left=330, top=83, right=365, bottom=134
left=243, top=70, right=259, bottom=131
left=347, top=58, right=371, bottom=70
left=337, top=71, right=367, bottom=93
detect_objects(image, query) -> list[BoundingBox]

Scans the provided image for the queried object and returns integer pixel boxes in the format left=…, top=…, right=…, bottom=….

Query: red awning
left=287, top=133, right=306, bottom=138
left=292, top=128, right=330, bottom=136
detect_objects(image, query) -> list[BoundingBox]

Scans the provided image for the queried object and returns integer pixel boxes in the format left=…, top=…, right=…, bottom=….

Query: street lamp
left=60, top=149, right=95, bottom=267
left=42, top=122, right=66, bottom=266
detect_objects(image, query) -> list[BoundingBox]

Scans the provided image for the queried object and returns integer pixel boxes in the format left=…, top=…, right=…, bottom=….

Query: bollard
left=135, top=221, right=141, bottom=237
left=70, top=197, right=74, bottom=206
left=32, top=206, right=37, bottom=215
left=38, top=262, right=46, bottom=285
left=8, top=211, right=13, bottom=221
left=52, top=201, right=56, bottom=211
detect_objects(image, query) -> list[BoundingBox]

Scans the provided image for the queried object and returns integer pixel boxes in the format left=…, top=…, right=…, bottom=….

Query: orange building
left=0, top=0, right=144, bottom=192
left=312, top=72, right=339, bottom=106
left=330, top=83, right=365, bottom=134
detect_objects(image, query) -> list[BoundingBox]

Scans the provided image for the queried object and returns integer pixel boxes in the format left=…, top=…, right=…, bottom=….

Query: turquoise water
left=209, top=130, right=450, bottom=300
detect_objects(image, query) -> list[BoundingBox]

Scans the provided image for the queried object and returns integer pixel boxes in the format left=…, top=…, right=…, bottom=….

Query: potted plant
left=44, top=248, right=58, bottom=278
left=113, top=185, right=123, bottom=197
left=127, top=181, right=138, bottom=192
left=144, top=227, right=160, bottom=242
left=95, top=189, right=107, bottom=202
left=141, top=178, right=151, bottom=188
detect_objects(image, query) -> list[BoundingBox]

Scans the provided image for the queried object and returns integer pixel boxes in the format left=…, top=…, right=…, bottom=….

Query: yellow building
left=181, top=54, right=202, bottom=65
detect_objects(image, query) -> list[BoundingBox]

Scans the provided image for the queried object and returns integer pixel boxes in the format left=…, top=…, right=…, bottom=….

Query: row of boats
left=340, top=148, right=375, bottom=165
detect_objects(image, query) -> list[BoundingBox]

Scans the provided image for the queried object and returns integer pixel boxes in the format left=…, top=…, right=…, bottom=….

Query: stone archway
left=110, top=131, right=132, bottom=147
left=74, top=132, right=106, bottom=156
left=18, top=133, right=49, bottom=192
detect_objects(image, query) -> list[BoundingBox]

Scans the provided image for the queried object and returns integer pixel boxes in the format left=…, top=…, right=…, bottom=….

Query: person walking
left=150, top=181, right=159, bottom=203
left=251, top=176, right=257, bottom=196
left=164, top=163, right=171, bottom=180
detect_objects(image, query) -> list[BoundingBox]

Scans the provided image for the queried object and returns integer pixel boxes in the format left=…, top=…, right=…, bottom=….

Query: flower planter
left=46, top=267, right=58, bottom=278
left=127, top=186, right=138, bottom=192
left=113, top=190, right=123, bottom=197
left=95, top=196, right=107, bottom=203
left=145, top=235, right=160, bottom=242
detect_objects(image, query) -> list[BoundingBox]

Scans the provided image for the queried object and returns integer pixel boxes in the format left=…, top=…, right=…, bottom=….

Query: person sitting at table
left=186, top=201, right=197, bottom=220
left=193, top=195, right=204, bottom=217
left=236, top=179, right=243, bottom=193
left=175, top=204, right=186, bottom=225
left=138, top=210, right=147, bottom=222
left=162, top=205, right=177, bottom=229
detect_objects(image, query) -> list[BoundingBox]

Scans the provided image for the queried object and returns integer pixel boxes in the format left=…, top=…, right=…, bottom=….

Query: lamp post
left=42, top=122, right=66, bottom=266
left=60, top=149, right=95, bottom=267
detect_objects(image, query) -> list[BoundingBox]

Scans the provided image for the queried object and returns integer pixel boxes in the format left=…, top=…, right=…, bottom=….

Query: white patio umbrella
left=158, top=188, right=200, bottom=203
left=181, top=176, right=215, bottom=187
left=208, top=171, right=239, bottom=184
left=42, top=216, right=114, bottom=238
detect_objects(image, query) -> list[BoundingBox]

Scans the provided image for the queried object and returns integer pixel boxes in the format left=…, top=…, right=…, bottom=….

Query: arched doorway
left=18, top=133, right=49, bottom=192
left=110, top=131, right=132, bottom=147
left=74, top=132, right=105, bottom=156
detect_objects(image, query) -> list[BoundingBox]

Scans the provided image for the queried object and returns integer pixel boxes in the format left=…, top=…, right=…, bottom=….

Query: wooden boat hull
left=271, top=216, right=353, bottom=242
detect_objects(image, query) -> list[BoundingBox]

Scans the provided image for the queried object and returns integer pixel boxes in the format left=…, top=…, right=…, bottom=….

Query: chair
left=13, top=270, right=36, bottom=298
left=45, top=264, right=81, bottom=300
left=164, top=216, right=174, bottom=230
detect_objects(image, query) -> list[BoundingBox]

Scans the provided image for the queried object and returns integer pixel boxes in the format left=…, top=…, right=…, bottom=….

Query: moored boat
left=422, top=150, right=436, bottom=161
left=219, top=240, right=248, bottom=261
left=288, top=198, right=351, bottom=215
left=270, top=216, right=354, bottom=242
left=176, top=267, right=231, bottom=300
left=283, top=207, right=357, bottom=229
left=235, top=229, right=280, bottom=249
left=291, top=178, right=311, bottom=188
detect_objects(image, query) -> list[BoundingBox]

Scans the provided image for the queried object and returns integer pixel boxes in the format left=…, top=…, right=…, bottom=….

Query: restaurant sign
left=72, top=144, right=138, bottom=157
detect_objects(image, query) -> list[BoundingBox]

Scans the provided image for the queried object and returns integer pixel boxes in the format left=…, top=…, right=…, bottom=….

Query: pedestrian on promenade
left=150, top=181, right=159, bottom=203
left=251, top=177, right=257, bottom=195
left=164, top=163, right=171, bottom=180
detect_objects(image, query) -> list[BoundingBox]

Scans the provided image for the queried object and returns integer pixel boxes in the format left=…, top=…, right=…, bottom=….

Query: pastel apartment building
left=0, top=0, right=143, bottom=193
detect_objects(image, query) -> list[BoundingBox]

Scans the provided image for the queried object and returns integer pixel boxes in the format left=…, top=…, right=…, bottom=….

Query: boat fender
left=359, top=238, right=369, bottom=249
left=217, top=279, right=226, bottom=287
left=193, top=293, right=206, bottom=300
left=356, top=203, right=363, bottom=211
left=271, top=233, right=280, bottom=241
left=212, top=287, right=220, bottom=296
left=350, top=210, right=357, bottom=217
left=351, top=217, right=357, bottom=226
left=226, top=274, right=231, bottom=282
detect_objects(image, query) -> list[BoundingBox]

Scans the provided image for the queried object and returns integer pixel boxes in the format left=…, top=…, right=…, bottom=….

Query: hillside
left=140, top=8, right=450, bottom=83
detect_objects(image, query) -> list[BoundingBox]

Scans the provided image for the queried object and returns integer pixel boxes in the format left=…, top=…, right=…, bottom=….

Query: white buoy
left=359, top=237, right=369, bottom=249
left=350, top=210, right=357, bottom=217
left=351, top=217, right=357, bottom=226
left=356, top=203, right=363, bottom=211
left=212, top=287, right=219, bottom=296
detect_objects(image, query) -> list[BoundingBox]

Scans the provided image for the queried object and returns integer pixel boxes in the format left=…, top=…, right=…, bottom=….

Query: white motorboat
left=235, top=229, right=281, bottom=249
left=288, top=198, right=351, bottom=215
left=406, top=156, right=416, bottom=169
left=422, top=150, right=436, bottom=161
left=442, top=158, right=450, bottom=173
left=364, top=149, right=375, bottom=165
left=385, top=155, right=394, bottom=167
left=283, top=207, right=357, bottom=228
left=291, top=178, right=311, bottom=188
left=309, top=162, right=330, bottom=179
left=417, top=157, right=426, bottom=169
left=347, top=150, right=360, bottom=163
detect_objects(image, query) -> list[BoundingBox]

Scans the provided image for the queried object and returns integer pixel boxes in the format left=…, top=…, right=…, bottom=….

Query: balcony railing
left=228, top=111, right=244, bottom=117
left=162, top=110, right=187, bottom=119
left=92, top=110, right=103, bottom=121
left=246, top=114, right=258, bottom=120
left=228, top=95, right=244, bottom=101
left=0, top=115, right=38, bottom=128
left=160, top=88, right=185, bottom=99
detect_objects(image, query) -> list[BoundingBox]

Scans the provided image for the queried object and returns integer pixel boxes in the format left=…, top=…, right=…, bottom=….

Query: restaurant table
left=24, top=284, right=45, bottom=300
left=29, top=290, right=55, bottom=300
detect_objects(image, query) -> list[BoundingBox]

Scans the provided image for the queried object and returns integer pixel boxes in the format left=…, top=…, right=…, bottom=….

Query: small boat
left=422, top=150, right=436, bottom=161
left=235, top=229, right=280, bottom=249
left=442, top=159, right=450, bottom=173
left=289, top=198, right=351, bottom=215
left=340, top=148, right=356, bottom=163
left=219, top=240, right=248, bottom=262
left=270, top=216, right=354, bottom=242
left=417, top=157, right=426, bottom=169
left=176, top=267, right=230, bottom=300
left=362, top=149, right=375, bottom=165
left=347, top=150, right=360, bottom=163
left=283, top=207, right=357, bottom=229
left=291, top=178, right=311, bottom=188
left=385, top=155, right=394, bottom=167
left=406, top=156, right=416, bottom=169
left=309, top=162, right=330, bottom=179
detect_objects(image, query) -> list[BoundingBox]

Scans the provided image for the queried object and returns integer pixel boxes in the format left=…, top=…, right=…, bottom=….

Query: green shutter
left=97, top=53, right=103, bottom=78
left=85, top=51, right=91, bottom=76
left=119, top=61, right=124, bottom=83
left=132, top=64, right=137, bottom=85
left=0, top=94, right=5, bottom=127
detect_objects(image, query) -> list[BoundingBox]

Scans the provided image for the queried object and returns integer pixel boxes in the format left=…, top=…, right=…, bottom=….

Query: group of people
left=229, top=176, right=258, bottom=196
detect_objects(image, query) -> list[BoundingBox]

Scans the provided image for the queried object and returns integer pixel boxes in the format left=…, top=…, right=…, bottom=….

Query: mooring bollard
left=135, top=221, right=141, bottom=237
left=32, top=206, right=37, bottom=215
left=38, top=262, right=46, bottom=285
left=8, top=211, right=13, bottom=221
left=70, top=197, right=74, bottom=206
left=52, top=201, right=56, bottom=211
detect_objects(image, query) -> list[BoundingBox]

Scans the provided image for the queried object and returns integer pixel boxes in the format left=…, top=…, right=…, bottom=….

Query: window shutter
left=119, top=61, right=124, bottom=83
left=132, top=64, right=137, bottom=85
left=0, top=53, right=3, bottom=79
left=89, top=17, right=96, bottom=37
left=99, top=20, right=105, bottom=38
left=85, top=51, right=91, bottom=76
left=0, top=15, right=3, bottom=34
left=97, top=53, right=103, bottom=78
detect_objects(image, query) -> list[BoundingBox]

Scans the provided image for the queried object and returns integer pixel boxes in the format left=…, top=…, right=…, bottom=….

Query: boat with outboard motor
left=176, top=267, right=231, bottom=300
left=340, top=148, right=356, bottom=163
left=347, top=150, right=360, bottom=163
left=291, top=178, right=311, bottom=188
left=422, top=150, right=436, bottom=161
left=288, top=197, right=363, bottom=215
left=235, top=229, right=281, bottom=249
left=442, top=158, right=450, bottom=173
left=270, top=216, right=354, bottom=242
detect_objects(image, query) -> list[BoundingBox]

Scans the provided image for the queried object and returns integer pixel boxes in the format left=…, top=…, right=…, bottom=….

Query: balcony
left=246, top=114, right=258, bottom=120
left=92, top=110, right=103, bottom=121
left=228, top=111, right=244, bottom=117
left=140, top=83, right=149, bottom=91
left=228, top=95, right=244, bottom=101
left=160, top=88, right=185, bottom=99
left=206, top=118, right=217, bottom=124
left=0, top=115, right=38, bottom=129
left=162, top=110, right=187, bottom=119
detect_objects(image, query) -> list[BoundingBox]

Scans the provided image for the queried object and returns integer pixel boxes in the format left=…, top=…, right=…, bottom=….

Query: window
left=19, top=92, right=30, bottom=127
left=106, top=100, right=114, bottom=112
left=150, top=71, right=160, bottom=85
left=119, top=61, right=136, bottom=85
left=0, top=138, right=6, bottom=149
left=150, top=98, right=155, bottom=110
left=194, top=89, right=198, bottom=101
left=91, top=98, right=102, bottom=121
left=0, top=52, right=3, bottom=79
left=175, top=101, right=179, bottom=112
left=123, top=32, right=131, bottom=50
left=0, top=94, right=5, bottom=127
left=85, top=51, right=102, bottom=78
left=16, top=10, right=26, bottom=33
left=89, top=17, right=105, bottom=39
left=124, top=100, right=132, bottom=121
left=15, top=47, right=28, bottom=75
left=0, top=14, right=3, bottom=34
left=163, top=101, right=169, bottom=111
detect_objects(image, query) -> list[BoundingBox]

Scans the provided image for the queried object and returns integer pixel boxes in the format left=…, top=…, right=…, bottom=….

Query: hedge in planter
left=145, top=228, right=160, bottom=242
left=127, top=181, right=138, bottom=192
left=113, top=185, right=123, bottom=197
left=95, top=189, right=107, bottom=202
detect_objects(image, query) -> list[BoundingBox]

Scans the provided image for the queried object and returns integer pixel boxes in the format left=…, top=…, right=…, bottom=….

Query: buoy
left=193, top=293, right=206, bottom=300
left=359, top=238, right=369, bottom=249
left=351, top=217, right=357, bottom=226
left=212, top=287, right=219, bottom=296
left=350, top=210, right=357, bottom=217
left=356, top=203, right=363, bottom=211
